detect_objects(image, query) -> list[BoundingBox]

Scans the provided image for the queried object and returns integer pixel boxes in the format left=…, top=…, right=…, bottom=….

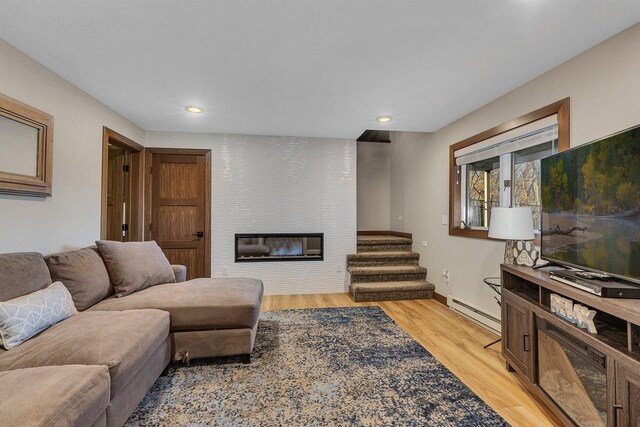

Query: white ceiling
left=1, top=1, right=639, bottom=139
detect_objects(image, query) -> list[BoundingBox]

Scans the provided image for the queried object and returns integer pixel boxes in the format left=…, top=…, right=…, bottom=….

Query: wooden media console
left=501, top=264, right=640, bottom=426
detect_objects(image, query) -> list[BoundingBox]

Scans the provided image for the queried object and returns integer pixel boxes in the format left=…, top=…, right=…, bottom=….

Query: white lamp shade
left=488, top=207, right=534, bottom=240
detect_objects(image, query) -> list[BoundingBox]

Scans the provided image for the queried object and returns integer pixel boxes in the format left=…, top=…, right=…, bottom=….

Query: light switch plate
left=441, top=215, right=448, bottom=225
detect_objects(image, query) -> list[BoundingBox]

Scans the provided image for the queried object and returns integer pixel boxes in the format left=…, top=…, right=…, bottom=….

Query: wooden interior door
left=146, top=149, right=211, bottom=280
left=106, top=146, right=130, bottom=241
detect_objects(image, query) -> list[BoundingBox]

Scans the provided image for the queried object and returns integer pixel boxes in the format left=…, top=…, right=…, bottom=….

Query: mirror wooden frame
left=0, top=93, right=54, bottom=197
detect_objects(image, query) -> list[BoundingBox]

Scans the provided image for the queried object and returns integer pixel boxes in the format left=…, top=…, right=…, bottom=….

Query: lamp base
left=503, top=240, right=517, bottom=264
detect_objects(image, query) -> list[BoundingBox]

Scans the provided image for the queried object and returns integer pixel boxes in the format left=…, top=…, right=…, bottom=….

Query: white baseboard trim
left=447, top=295, right=501, bottom=335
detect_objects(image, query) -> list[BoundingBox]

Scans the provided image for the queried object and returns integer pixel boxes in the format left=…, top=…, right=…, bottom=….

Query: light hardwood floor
left=262, top=293, right=562, bottom=427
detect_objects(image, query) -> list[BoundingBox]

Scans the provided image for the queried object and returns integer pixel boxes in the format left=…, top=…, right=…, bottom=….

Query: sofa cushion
left=0, top=252, right=51, bottom=302
left=0, top=365, right=110, bottom=427
left=96, top=240, right=175, bottom=297
left=0, top=309, right=169, bottom=398
left=0, top=282, right=78, bottom=350
left=46, top=247, right=113, bottom=311
left=89, top=277, right=263, bottom=331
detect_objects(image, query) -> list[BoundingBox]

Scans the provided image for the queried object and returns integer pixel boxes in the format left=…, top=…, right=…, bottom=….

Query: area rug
left=127, top=306, right=509, bottom=426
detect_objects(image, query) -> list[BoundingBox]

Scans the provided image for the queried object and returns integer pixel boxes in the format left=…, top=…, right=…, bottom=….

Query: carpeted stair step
left=348, top=265, right=427, bottom=283
left=357, top=235, right=413, bottom=253
left=346, top=251, right=420, bottom=267
left=350, top=280, right=435, bottom=302
left=346, top=234, right=433, bottom=302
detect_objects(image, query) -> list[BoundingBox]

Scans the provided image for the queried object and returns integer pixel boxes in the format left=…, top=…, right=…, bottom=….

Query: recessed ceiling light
left=376, top=115, right=392, bottom=123
left=186, top=106, right=203, bottom=114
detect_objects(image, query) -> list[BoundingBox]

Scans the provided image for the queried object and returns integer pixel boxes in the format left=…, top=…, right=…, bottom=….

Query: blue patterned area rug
left=127, top=306, right=509, bottom=426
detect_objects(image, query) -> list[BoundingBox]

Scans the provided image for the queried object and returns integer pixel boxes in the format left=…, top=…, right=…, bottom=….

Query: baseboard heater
left=447, top=295, right=501, bottom=334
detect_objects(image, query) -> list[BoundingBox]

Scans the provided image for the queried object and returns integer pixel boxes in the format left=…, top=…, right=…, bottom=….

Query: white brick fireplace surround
left=145, top=132, right=357, bottom=295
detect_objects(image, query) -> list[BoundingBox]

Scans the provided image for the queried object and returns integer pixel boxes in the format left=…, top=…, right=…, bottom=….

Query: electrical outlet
left=421, top=241, right=427, bottom=247
left=222, top=266, right=228, bottom=276
left=337, top=264, right=343, bottom=273
left=398, top=215, right=403, bottom=221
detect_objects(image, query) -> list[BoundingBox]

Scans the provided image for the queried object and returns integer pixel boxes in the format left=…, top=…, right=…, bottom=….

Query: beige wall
left=357, top=142, right=391, bottom=230
left=0, top=40, right=144, bottom=254
left=390, top=22, right=640, bottom=317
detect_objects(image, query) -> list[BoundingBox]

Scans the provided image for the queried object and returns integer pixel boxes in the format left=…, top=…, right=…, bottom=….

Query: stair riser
left=357, top=243, right=412, bottom=253
left=351, top=289, right=433, bottom=302
left=350, top=273, right=427, bottom=283
left=347, top=259, right=420, bottom=267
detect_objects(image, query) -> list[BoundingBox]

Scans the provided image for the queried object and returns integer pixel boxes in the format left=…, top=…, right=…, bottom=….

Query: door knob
left=193, top=231, right=204, bottom=238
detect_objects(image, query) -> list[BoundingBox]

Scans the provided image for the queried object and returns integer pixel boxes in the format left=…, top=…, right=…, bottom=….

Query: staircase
left=346, top=235, right=435, bottom=302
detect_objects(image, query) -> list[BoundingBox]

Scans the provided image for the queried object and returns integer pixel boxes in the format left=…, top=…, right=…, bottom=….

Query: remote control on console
left=575, top=271, right=611, bottom=281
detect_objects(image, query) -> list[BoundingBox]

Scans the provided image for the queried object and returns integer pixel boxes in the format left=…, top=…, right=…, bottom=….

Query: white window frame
left=456, top=116, right=558, bottom=231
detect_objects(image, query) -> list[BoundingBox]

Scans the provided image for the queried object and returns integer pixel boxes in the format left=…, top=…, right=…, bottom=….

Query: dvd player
left=549, top=269, right=640, bottom=298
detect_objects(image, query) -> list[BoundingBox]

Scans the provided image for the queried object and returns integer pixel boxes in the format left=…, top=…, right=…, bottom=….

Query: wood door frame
left=144, top=147, right=212, bottom=277
left=100, top=127, right=144, bottom=241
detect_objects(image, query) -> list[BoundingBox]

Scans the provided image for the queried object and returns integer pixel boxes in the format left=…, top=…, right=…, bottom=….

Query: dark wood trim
left=144, top=149, right=152, bottom=239
left=103, top=127, right=143, bottom=151
left=357, top=230, right=413, bottom=239
left=100, top=127, right=144, bottom=241
left=357, top=230, right=390, bottom=236
left=448, top=98, right=570, bottom=240
left=144, top=147, right=212, bottom=277
left=433, top=291, right=447, bottom=306
left=0, top=93, right=54, bottom=197
left=144, top=147, right=210, bottom=156
left=203, top=150, right=212, bottom=277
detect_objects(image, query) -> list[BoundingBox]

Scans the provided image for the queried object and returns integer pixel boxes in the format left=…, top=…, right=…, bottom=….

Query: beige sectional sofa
left=0, top=247, right=263, bottom=427
left=0, top=365, right=111, bottom=427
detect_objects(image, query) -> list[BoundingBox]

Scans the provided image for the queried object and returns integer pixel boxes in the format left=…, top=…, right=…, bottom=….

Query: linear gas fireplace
left=235, top=233, right=323, bottom=262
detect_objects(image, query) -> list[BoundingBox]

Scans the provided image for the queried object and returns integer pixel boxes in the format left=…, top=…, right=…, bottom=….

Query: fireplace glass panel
left=537, top=320, right=607, bottom=427
left=235, top=233, right=323, bottom=262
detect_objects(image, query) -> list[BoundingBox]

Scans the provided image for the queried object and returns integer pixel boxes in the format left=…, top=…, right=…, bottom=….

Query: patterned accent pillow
left=0, top=282, right=77, bottom=350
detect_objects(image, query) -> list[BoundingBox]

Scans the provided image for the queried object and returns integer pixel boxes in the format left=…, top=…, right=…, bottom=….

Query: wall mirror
left=0, top=93, right=53, bottom=197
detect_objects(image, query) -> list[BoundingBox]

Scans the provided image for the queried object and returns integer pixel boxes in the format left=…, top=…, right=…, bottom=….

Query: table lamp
left=488, top=207, right=534, bottom=264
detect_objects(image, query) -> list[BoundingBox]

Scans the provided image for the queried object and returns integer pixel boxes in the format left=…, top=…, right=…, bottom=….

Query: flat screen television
left=541, top=124, right=640, bottom=284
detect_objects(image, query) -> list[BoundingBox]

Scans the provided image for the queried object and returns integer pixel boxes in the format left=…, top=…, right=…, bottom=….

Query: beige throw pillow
left=95, top=240, right=175, bottom=297
left=0, top=282, right=78, bottom=350
left=46, top=247, right=113, bottom=311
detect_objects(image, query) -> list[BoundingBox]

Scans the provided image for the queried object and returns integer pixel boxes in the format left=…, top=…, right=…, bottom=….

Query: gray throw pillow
left=0, top=282, right=78, bottom=350
left=45, top=247, right=113, bottom=311
left=95, top=240, right=175, bottom=297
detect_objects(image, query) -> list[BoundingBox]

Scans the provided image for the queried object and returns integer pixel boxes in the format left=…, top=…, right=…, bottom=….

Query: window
left=458, top=127, right=557, bottom=232
left=449, top=99, right=570, bottom=240
left=513, top=141, right=555, bottom=230
left=464, top=156, right=500, bottom=228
